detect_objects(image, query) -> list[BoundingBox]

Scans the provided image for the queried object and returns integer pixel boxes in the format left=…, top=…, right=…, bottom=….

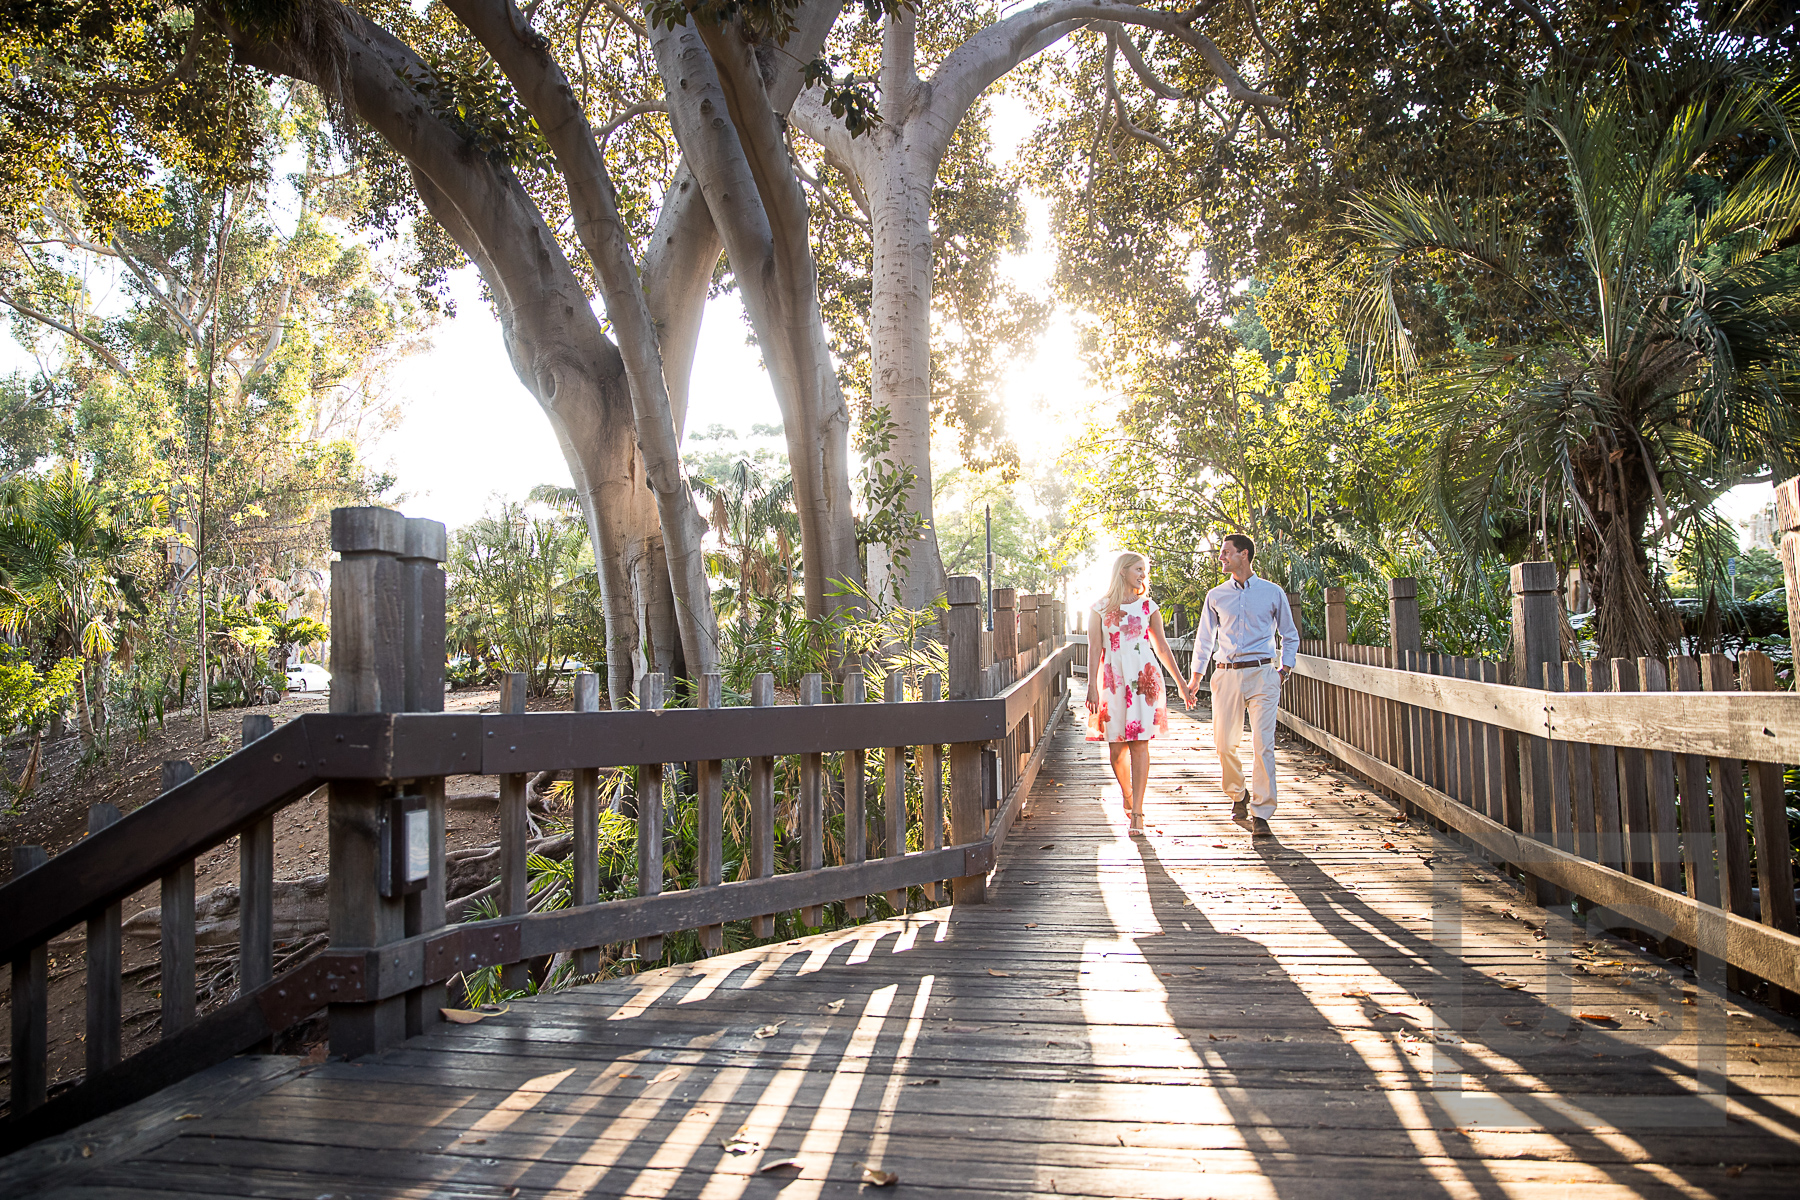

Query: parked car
left=286, top=662, right=332, bottom=693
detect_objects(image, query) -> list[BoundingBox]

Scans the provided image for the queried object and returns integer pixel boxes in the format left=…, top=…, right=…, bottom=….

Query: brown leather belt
left=1216, top=658, right=1272, bottom=669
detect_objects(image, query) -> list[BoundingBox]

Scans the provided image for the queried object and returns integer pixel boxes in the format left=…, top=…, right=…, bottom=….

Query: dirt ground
left=0, top=685, right=561, bottom=1113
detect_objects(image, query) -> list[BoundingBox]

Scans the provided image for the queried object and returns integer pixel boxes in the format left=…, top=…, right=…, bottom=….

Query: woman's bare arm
left=1149, top=611, right=1194, bottom=708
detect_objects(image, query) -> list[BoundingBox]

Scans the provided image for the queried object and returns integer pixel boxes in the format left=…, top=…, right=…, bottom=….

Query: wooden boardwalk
left=7, top=701, right=1800, bottom=1198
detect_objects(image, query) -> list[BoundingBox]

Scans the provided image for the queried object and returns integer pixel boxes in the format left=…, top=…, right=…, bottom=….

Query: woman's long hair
left=1100, top=551, right=1149, bottom=615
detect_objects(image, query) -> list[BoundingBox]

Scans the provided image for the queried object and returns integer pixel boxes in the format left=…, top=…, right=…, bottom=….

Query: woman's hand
left=1085, top=682, right=1099, bottom=713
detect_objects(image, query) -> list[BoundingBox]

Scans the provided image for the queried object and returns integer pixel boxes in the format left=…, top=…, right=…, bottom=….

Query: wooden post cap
left=1324, top=587, right=1347, bottom=603
left=1775, top=476, right=1800, bottom=533
left=947, top=575, right=981, bottom=606
left=402, top=517, right=448, bottom=563
left=993, top=588, right=1017, bottom=609
left=1018, top=593, right=1039, bottom=610
left=331, top=507, right=406, bottom=556
left=1388, top=578, right=1417, bottom=600
left=1510, top=561, right=1559, bottom=594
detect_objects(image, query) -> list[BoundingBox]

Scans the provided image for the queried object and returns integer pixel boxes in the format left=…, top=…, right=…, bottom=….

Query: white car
left=286, top=662, right=332, bottom=693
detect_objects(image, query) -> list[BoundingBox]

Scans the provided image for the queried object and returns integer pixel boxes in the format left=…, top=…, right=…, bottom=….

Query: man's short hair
left=1223, top=533, right=1256, bottom=561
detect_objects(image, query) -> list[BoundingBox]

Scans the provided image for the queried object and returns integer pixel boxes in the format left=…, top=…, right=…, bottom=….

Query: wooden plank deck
left=7, top=701, right=1800, bottom=1198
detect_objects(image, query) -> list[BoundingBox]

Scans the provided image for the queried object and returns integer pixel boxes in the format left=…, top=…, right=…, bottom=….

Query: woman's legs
left=1107, top=741, right=1134, bottom=809
left=1129, top=740, right=1151, bottom=814
left=1107, top=740, right=1153, bottom=831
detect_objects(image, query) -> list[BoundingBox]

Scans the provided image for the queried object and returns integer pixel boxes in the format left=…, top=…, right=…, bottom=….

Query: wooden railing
left=0, top=509, right=1074, bottom=1151
left=1277, top=566, right=1800, bottom=1006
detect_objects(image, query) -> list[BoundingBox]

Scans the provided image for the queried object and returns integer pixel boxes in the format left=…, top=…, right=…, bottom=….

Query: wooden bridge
left=4, top=506, right=1800, bottom=1196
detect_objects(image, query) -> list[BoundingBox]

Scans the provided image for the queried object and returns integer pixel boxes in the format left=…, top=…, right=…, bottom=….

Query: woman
left=1085, top=552, right=1193, bottom=833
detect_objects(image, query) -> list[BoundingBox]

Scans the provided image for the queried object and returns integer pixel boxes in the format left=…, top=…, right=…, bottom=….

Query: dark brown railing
left=1277, top=567, right=1800, bottom=1007
left=0, top=507, right=1074, bottom=1151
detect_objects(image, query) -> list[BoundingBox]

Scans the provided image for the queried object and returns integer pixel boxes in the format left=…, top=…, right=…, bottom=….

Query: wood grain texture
left=28, top=705, right=1800, bottom=1197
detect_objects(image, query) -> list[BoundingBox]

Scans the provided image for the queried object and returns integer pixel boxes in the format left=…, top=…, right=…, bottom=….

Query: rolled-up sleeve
left=1276, top=589, right=1299, bottom=669
left=1194, top=597, right=1219, bottom=670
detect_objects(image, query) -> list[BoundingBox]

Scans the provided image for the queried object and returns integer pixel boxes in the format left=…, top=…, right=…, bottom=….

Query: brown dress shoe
left=1251, top=817, right=1273, bottom=838
left=1231, top=795, right=1249, bottom=822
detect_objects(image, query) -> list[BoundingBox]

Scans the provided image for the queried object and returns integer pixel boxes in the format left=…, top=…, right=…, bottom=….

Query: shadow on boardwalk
left=5, top=704, right=1799, bottom=1197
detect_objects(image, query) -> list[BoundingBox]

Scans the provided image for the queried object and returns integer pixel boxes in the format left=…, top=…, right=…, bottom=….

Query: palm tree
left=690, top=460, right=799, bottom=634
left=0, top=464, right=158, bottom=744
left=1348, top=53, right=1800, bottom=659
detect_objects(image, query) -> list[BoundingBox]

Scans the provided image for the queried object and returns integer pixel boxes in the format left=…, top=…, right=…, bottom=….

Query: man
left=1189, top=534, right=1298, bottom=838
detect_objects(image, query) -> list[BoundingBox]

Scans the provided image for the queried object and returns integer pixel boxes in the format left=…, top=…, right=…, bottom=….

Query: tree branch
left=1106, top=24, right=1184, bottom=98
left=1104, top=29, right=1177, bottom=154
left=597, top=101, right=668, bottom=144
left=929, top=0, right=1280, bottom=160
left=0, top=291, right=126, bottom=373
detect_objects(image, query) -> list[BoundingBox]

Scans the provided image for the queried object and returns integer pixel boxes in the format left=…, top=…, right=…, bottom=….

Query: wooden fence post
left=573, top=671, right=605, bottom=971
left=327, top=506, right=410, bottom=1057
left=994, top=588, right=1018, bottom=665
left=1388, top=578, right=1421, bottom=796
left=159, top=759, right=197, bottom=1038
left=1510, top=561, right=1561, bottom=906
left=638, top=672, right=667, bottom=955
left=85, top=804, right=123, bottom=1076
left=1774, top=475, right=1800, bottom=665
left=1018, top=593, right=1039, bottom=664
left=947, top=575, right=987, bottom=905
left=10, top=845, right=48, bottom=1115
left=498, top=670, right=530, bottom=990
left=399, top=517, right=447, bottom=1035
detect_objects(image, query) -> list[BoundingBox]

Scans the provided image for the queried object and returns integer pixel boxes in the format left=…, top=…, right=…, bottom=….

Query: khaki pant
left=1211, top=663, right=1281, bottom=819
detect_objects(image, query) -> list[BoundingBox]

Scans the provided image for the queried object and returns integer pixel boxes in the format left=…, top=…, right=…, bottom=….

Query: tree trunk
left=233, top=18, right=660, bottom=708
left=653, top=11, right=863, bottom=620
left=865, top=135, right=949, bottom=610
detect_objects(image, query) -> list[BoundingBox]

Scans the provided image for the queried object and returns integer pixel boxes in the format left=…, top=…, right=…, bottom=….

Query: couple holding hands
left=1083, top=535, right=1299, bottom=837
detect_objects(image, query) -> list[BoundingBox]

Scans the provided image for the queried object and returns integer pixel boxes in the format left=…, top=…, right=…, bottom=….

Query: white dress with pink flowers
left=1089, top=596, right=1169, bottom=743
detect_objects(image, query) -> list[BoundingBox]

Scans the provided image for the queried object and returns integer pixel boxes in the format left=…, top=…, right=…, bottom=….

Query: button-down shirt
left=1195, top=575, right=1299, bottom=671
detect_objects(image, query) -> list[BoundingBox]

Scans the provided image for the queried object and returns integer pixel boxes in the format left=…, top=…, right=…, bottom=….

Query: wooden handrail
left=1, top=650, right=1078, bottom=967
left=1293, top=651, right=1800, bottom=762
left=0, top=636, right=1077, bottom=1149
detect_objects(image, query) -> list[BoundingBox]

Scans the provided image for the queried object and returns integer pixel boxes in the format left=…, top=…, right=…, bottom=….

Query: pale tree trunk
left=653, top=6, right=864, bottom=620
left=233, top=15, right=661, bottom=708
left=446, top=0, right=718, bottom=681
left=794, top=0, right=1276, bottom=610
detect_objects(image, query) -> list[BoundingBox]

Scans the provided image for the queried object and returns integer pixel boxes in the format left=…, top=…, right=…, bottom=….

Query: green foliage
left=447, top=496, right=604, bottom=696
left=1346, top=52, right=1800, bottom=660
left=854, top=403, right=929, bottom=600
left=0, top=648, right=79, bottom=735
left=934, top=465, right=1092, bottom=596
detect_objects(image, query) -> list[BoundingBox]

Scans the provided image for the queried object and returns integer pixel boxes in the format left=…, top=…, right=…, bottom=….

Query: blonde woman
left=1085, top=552, right=1193, bottom=833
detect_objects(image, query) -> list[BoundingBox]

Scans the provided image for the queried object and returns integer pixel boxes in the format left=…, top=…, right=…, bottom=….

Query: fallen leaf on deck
left=175, top=1114, right=201, bottom=1121
left=454, top=1137, right=486, bottom=1145
left=759, top=1158, right=803, bottom=1174
left=988, top=968, right=1012, bottom=976
left=1381, top=842, right=1396, bottom=850
left=1577, top=1013, right=1617, bottom=1023
left=79, top=1146, right=92, bottom=1159
left=1024, top=922, right=1039, bottom=928
left=440, top=1007, right=508, bottom=1024
left=860, top=1165, right=899, bottom=1186
left=905, top=1078, right=941, bottom=1087
left=615, top=1072, right=644, bottom=1080
left=1040, top=843, right=1055, bottom=849
left=1212, top=843, right=1228, bottom=849
left=822, top=999, right=846, bottom=1014
left=753, top=1022, right=784, bottom=1039
left=652, top=1067, right=682, bottom=1083
left=1340, top=989, right=1367, bottom=998
left=944, top=1024, right=982, bottom=1032
left=1207, top=1034, right=1236, bottom=1041
left=720, top=1125, right=759, bottom=1154
left=1499, top=981, right=1526, bottom=990
left=1021, top=881, right=1040, bottom=886
left=1725, top=1165, right=1746, bottom=1178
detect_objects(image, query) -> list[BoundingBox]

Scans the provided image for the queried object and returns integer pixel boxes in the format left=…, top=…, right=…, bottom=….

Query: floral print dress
left=1089, top=596, right=1169, bottom=743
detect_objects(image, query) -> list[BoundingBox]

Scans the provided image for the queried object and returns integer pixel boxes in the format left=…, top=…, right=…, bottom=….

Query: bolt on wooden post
left=946, top=575, right=987, bottom=905
left=326, top=506, right=411, bottom=1057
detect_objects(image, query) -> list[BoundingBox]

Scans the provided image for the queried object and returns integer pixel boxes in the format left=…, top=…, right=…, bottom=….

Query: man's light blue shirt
left=1195, top=574, right=1299, bottom=671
